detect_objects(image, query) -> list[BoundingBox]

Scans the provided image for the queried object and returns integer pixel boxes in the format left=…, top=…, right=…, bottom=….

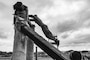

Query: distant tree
left=8, top=52, right=12, bottom=54
left=0, top=51, right=3, bottom=55
left=81, top=51, right=88, bottom=53
left=7, top=52, right=12, bottom=57
left=1, top=52, right=7, bottom=55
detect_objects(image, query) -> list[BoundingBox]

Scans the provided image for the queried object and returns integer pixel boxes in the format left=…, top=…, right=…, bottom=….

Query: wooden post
left=12, top=3, right=27, bottom=60
left=26, top=36, right=34, bottom=60
left=12, top=27, right=27, bottom=60
left=26, top=14, right=35, bottom=60
left=12, top=2, right=34, bottom=60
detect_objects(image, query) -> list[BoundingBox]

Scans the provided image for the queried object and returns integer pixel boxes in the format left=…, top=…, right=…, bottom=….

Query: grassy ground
left=0, top=57, right=53, bottom=60
left=38, top=57, right=53, bottom=60
left=0, top=57, right=11, bottom=60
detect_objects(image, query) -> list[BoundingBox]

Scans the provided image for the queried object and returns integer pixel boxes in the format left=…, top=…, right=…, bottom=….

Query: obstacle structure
left=12, top=2, right=70, bottom=60
left=12, top=2, right=34, bottom=60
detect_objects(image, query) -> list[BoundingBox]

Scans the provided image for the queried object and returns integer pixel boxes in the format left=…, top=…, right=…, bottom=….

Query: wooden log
left=26, top=38, right=34, bottom=60
left=19, top=25, right=70, bottom=60
left=12, top=27, right=27, bottom=60
left=12, top=8, right=27, bottom=60
left=12, top=2, right=34, bottom=60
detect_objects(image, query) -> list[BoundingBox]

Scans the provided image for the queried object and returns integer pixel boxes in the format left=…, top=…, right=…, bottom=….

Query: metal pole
left=35, top=46, right=38, bottom=60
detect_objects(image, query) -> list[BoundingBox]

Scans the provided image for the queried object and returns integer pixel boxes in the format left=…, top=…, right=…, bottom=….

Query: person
left=13, top=2, right=28, bottom=24
left=13, top=2, right=27, bottom=11
left=29, top=15, right=59, bottom=46
left=70, top=51, right=82, bottom=60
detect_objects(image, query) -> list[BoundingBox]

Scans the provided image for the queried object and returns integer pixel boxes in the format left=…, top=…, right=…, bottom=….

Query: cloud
left=39, top=0, right=87, bottom=19
left=56, top=20, right=80, bottom=33
left=49, top=2, right=90, bottom=34
left=59, top=43, right=90, bottom=51
left=38, top=0, right=90, bottom=34
left=61, top=33, right=69, bottom=39
left=0, top=32, right=7, bottom=39
left=0, top=0, right=16, bottom=6
left=0, top=0, right=90, bottom=51
left=0, top=2, right=13, bottom=21
left=58, top=28, right=90, bottom=51
left=0, top=2, right=8, bottom=11
left=0, top=38, right=13, bottom=52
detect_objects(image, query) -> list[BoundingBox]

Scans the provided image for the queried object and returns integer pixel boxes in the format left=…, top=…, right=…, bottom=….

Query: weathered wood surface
left=19, top=25, right=70, bottom=60
left=12, top=2, right=34, bottom=60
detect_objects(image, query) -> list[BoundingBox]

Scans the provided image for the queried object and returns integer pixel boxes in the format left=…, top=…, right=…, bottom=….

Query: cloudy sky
left=0, top=0, right=90, bottom=52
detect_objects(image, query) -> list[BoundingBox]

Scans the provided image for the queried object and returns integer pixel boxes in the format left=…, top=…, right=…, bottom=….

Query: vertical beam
left=26, top=38, right=34, bottom=60
left=26, top=12, right=35, bottom=60
left=12, top=2, right=34, bottom=60
left=12, top=3, right=27, bottom=60
left=12, top=28, right=27, bottom=60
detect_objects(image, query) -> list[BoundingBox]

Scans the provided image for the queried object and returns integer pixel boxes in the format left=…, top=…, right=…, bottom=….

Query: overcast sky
left=0, top=0, right=90, bottom=52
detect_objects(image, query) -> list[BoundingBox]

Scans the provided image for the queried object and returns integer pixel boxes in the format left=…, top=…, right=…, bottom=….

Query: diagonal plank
left=19, top=25, right=70, bottom=60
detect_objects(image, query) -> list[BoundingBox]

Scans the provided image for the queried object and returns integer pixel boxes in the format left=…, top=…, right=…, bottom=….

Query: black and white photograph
left=0, top=0, right=90, bottom=60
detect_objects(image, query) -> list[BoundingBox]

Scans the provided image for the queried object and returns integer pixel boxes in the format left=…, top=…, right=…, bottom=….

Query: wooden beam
left=19, top=25, right=70, bottom=60
left=12, top=2, right=34, bottom=60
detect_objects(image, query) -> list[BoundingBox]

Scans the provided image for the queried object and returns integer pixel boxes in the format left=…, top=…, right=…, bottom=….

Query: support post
left=12, top=2, right=34, bottom=60
left=12, top=27, right=27, bottom=60
left=35, top=47, right=38, bottom=60
left=26, top=22, right=35, bottom=60
left=26, top=36, right=34, bottom=60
